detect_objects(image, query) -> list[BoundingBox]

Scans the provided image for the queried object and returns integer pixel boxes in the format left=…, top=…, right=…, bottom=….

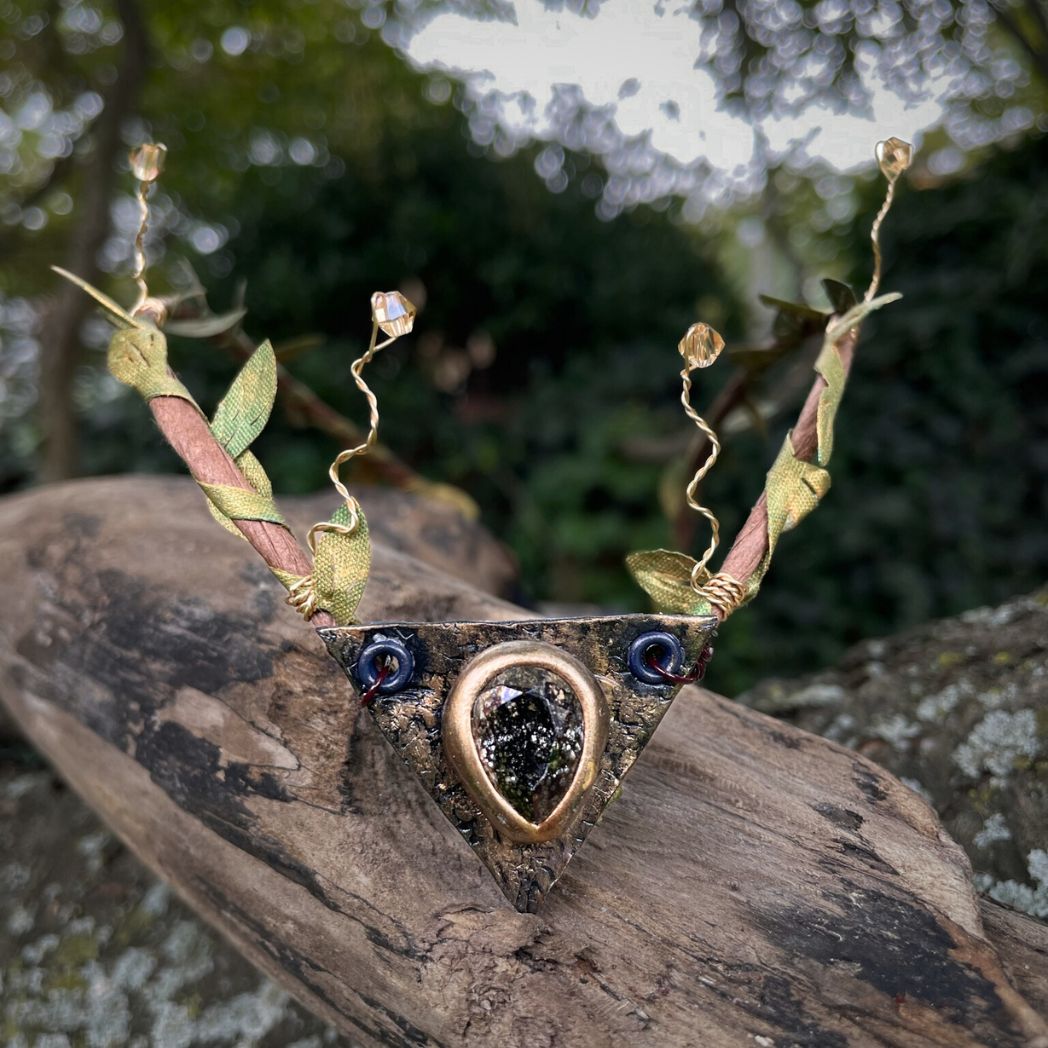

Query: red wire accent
left=360, top=657, right=393, bottom=707
left=645, top=643, right=714, bottom=685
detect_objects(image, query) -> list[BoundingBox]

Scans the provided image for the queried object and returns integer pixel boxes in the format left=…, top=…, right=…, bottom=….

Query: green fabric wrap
left=106, top=329, right=303, bottom=584
left=107, top=327, right=194, bottom=401
left=197, top=482, right=288, bottom=525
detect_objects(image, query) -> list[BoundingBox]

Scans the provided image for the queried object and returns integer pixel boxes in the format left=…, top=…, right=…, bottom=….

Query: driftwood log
left=1, top=476, right=1046, bottom=1047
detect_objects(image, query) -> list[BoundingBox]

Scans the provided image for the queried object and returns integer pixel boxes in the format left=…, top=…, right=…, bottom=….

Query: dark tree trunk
left=36, top=0, right=148, bottom=482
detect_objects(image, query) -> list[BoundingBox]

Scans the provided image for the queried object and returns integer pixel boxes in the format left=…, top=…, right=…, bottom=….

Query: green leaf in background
left=758, top=293, right=829, bottom=343
left=820, top=278, right=858, bottom=315
left=163, top=308, right=248, bottom=339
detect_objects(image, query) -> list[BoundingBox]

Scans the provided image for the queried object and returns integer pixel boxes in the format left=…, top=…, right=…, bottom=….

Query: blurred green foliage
left=89, top=125, right=1048, bottom=696
left=2, top=3, right=1046, bottom=696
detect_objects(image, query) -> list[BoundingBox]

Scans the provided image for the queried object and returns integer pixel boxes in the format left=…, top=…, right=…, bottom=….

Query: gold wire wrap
left=676, top=322, right=726, bottom=588
left=866, top=137, right=912, bottom=302
left=698, top=571, right=747, bottom=618
left=865, top=180, right=895, bottom=302
left=285, top=573, right=320, bottom=620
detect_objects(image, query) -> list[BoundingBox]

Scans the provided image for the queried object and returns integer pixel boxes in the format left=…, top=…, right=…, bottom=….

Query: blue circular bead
left=628, top=630, right=685, bottom=685
left=356, top=636, right=414, bottom=694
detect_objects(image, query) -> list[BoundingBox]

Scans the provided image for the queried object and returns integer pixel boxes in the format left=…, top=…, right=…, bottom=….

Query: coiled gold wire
left=680, top=363, right=723, bottom=589
left=306, top=321, right=397, bottom=552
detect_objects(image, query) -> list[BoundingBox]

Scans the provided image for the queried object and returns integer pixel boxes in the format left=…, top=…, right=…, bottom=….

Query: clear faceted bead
left=371, top=291, right=416, bottom=338
left=129, top=143, right=167, bottom=183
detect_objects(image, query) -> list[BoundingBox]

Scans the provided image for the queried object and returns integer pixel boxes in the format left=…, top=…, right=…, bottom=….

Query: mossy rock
left=0, top=765, right=344, bottom=1047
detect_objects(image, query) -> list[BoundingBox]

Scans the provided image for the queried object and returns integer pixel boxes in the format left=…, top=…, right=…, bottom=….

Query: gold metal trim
left=443, top=640, right=610, bottom=844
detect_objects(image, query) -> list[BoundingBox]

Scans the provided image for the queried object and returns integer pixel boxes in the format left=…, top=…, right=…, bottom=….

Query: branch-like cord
left=716, top=325, right=857, bottom=596
left=128, top=301, right=337, bottom=629
left=709, top=140, right=912, bottom=618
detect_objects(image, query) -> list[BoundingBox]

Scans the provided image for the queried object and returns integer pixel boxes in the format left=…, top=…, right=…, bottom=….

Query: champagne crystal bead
left=876, top=137, right=912, bottom=183
left=371, top=291, right=416, bottom=338
left=129, top=143, right=167, bottom=183
left=679, top=322, right=725, bottom=369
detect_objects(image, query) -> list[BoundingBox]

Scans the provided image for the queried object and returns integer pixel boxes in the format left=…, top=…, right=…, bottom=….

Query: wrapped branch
left=628, top=138, right=912, bottom=621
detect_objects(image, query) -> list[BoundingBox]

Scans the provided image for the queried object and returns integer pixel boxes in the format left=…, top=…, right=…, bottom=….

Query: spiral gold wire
left=306, top=321, right=398, bottom=550
left=866, top=137, right=912, bottom=302
left=681, top=364, right=723, bottom=587
left=675, top=322, right=726, bottom=590
left=131, top=179, right=152, bottom=314
left=128, top=144, right=166, bottom=316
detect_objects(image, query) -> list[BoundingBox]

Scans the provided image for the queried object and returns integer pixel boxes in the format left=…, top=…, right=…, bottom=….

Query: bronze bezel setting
left=442, top=640, right=610, bottom=844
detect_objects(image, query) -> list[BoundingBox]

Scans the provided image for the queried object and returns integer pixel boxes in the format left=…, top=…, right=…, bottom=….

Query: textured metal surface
left=322, top=614, right=717, bottom=911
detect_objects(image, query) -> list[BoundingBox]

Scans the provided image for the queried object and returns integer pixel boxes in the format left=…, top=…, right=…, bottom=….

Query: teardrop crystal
left=875, top=137, right=912, bottom=183
left=472, top=666, right=584, bottom=822
left=129, top=143, right=167, bottom=183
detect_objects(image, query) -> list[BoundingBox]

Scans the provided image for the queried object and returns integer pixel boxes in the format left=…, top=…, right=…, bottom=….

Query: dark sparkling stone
left=472, top=666, right=585, bottom=822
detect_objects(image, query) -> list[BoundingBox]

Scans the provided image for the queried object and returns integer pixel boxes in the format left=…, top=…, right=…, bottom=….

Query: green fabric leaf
left=824, top=293, right=902, bottom=343
left=625, top=549, right=712, bottom=617
left=210, top=340, right=278, bottom=459
left=52, top=266, right=137, bottom=328
left=313, top=503, right=372, bottom=625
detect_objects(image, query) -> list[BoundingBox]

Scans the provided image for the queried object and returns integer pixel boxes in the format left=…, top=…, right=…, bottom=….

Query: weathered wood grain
left=1, top=477, right=1045, bottom=1047
left=740, top=591, right=1048, bottom=919
left=982, top=902, right=1048, bottom=1018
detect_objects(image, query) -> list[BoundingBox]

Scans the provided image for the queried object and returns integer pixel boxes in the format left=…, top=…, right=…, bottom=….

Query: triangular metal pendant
left=321, top=614, right=716, bottom=911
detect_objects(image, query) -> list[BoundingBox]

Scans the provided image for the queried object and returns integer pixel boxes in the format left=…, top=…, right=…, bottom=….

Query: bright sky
left=404, top=0, right=949, bottom=204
